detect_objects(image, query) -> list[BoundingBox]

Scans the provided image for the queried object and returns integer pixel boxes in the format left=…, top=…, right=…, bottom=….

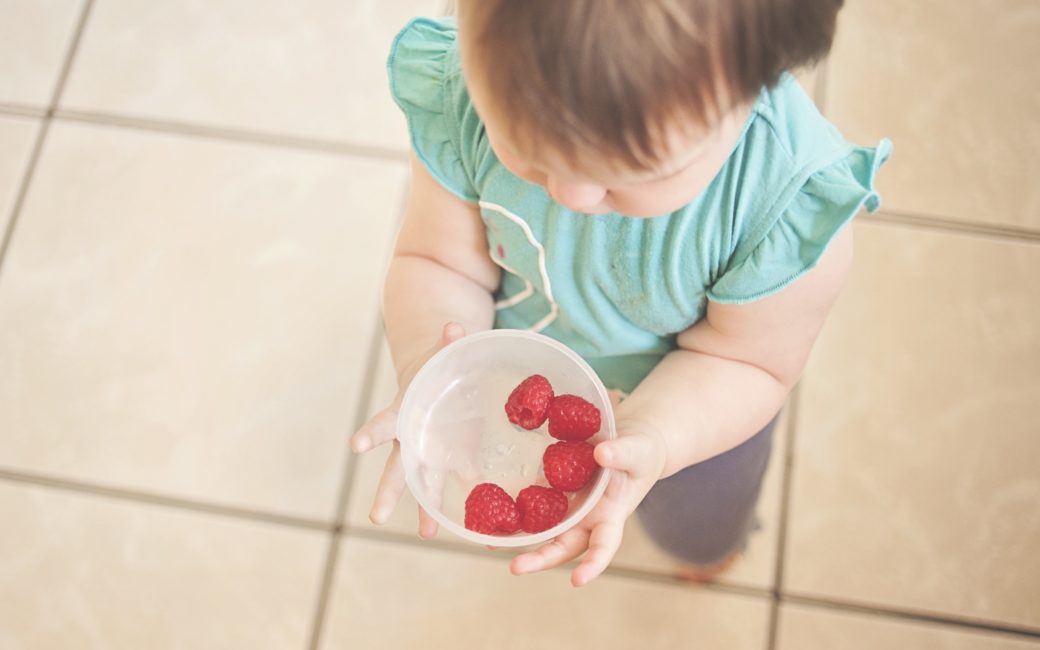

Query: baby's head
left=457, top=0, right=842, bottom=216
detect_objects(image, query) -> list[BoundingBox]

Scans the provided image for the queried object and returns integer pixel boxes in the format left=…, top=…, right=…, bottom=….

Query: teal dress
left=388, top=17, right=892, bottom=394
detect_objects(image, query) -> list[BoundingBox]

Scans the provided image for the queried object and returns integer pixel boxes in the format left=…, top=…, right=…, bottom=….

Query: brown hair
left=458, top=0, right=843, bottom=171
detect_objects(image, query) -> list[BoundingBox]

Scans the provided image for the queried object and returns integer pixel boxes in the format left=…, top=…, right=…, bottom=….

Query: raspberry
left=547, top=394, right=601, bottom=441
left=504, top=374, right=554, bottom=430
left=516, top=485, right=569, bottom=533
left=543, top=441, right=599, bottom=492
left=464, top=483, right=520, bottom=535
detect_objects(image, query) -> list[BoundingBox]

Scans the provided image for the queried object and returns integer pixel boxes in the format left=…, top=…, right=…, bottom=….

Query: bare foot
left=675, top=551, right=741, bottom=584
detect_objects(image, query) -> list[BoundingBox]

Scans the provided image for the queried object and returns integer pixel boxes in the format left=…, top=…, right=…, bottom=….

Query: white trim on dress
left=479, top=200, right=559, bottom=333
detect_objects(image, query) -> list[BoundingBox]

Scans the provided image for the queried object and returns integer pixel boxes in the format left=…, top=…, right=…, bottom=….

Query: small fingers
left=415, top=323, right=464, bottom=374
left=440, top=322, right=466, bottom=347
left=571, top=522, right=624, bottom=587
left=351, top=407, right=399, bottom=453
left=369, top=442, right=406, bottom=525
left=510, top=527, right=590, bottom=576
left=418, top=506, right=439, bottom=539
left=594, top=434, right=663, bottom=479
left=415, top=461, right=447, bottom=539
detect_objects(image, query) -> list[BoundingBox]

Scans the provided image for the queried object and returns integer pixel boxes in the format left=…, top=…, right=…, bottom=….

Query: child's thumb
left=439, top=322, right=466, bottom=347
left=594, top=436, right=662, bottom=479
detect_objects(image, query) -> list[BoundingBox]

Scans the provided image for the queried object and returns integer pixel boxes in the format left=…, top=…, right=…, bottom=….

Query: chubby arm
left=383, top=153, right=500, bottom=377
left=614, top=226, right=855, bottom=477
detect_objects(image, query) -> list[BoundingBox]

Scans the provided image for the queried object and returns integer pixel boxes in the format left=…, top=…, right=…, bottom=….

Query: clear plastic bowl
left=397, top=329, right=615, bottom=547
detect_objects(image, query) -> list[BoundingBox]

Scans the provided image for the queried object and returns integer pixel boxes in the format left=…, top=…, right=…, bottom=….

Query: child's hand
left=349, top=322, right=467, bottom=539
left=509, top=424, right=668, bottom=587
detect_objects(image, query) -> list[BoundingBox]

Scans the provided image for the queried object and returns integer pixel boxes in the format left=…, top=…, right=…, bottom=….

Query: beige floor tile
left=0, top=0, right=83, bottom=107
left=321, top=537, right=770, bottom=650
left=0, top=115, right=41, bottom=234
left=787, top=220, right=1040, bottom=627
left=778, top=603, right=1040, bottom=650
left=61, top=0, right=444, bottom=149
left=0, top=481, right=326, bottom=650
left=0, top=121, right=406, bottom=520
left=826, top=0, right=1040, bottom=231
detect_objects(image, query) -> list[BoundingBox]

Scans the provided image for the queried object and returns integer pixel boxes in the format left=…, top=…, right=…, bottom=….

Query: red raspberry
left=543, top=441, right=599, bottom=492
left=464, top=483, right=520, bottom=535
left=547, top=394, right=601, bottom=441
left=516, top=485, right=569, bottom=533
left=504, top=374, right=554, bottom=430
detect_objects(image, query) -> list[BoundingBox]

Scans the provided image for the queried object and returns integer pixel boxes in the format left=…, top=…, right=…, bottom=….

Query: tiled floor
left=1, top=1, right=1038, bottom=649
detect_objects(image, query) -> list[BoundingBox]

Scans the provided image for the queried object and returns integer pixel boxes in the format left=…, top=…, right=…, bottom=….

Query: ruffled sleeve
left=707, top=139, right=893, bottom=304
left=387, top=18, right=479, bottom=202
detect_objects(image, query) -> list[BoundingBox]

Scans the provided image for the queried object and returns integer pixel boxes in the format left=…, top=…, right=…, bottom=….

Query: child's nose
left=546, top=177, right=607, bottom=212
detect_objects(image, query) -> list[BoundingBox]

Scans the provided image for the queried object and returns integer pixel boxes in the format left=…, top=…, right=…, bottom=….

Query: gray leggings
left=635, top=415, right=777, bottom=565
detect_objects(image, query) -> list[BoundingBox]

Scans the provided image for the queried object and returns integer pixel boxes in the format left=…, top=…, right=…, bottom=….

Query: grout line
left=0, top=467, right=333, bottom=532
left=305, top=311, right=386, bottom=650
left=868, top=210, right=1040, bottom=244
left=346, top=525, right=509, bottom=562
left=0, top=103, right=47, bottom=118
left=332, top=179, right=410, bottom=530
left=345, top=525, right=774, bottom=599
left=0, top=116, right=51, bottom=272
left=306, top=182, right=409, bottom=650
left=349, top=524, right=1040, bottom=643
left=50, top=110, right=1040, bottom=248
left=348, top=524, right=776, bottom=601
left=767, top=389, right=802, bottom=650
left=47, top=0, right=95, bottom=109
left=0, top=0, right=94, bottom=276
left=603, top=564, right=773, bottom=600
left=305, top=531, right=342, bottom=650
left=22, top=119, right=1040, bottom=254
left=53, top=109, right=409, bottom=162
left=331, top=312, right=388, bottom=529
left=783, top=593, right=1040, bottom=642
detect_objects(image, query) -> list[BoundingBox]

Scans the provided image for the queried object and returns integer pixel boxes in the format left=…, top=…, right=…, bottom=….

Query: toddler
left=351, top=0, right=890, bottom=586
